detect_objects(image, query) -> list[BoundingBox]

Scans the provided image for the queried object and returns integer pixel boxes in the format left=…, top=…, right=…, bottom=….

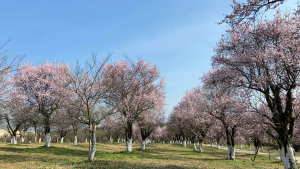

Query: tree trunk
left=60, top=137, right=64, bottom=143
left=217, top=143, right=221, bottom=149
left=126, top=121, right=133, bottom=153
left=254, top=146, right=259, bottom=156
left=34, top=126, right=37, bottom=143
left=20, top=130, right=24, bottom=143
left=44, top=117, right=51, bottom=147
left=73, top=128, right=78, bottom=145
left=278, top=146, right=298, bottom=169
left=39, top=138, right=41, bottom=143
left=254, top=138, right=260, bottom=156
left=45, top=133, right=51, bottom=147
left=127, top=138, right=132, bottom=152
left=225, top=128, right=235, bottom=160
left=12, top=135, right=17, bottom=144
left=240, top=144, right=243, bottom=149
left=141, top=140, right=146, bottom=150
left=227, top=145, right=235, bottom=160
left=88, top=124, right=96, bottom=162
left=199, top=142, right=204, bottom=153
left=109, top=134, right=112, bottom=143
left=74, top=136, right=77, bottom=145
left=193, top=143, right=197, bottom=151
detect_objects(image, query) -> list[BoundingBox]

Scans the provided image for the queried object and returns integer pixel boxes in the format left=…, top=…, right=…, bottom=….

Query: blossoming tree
left=207, top=10, right=300, bottom=168
left=102, top=58, right=166, bottom=152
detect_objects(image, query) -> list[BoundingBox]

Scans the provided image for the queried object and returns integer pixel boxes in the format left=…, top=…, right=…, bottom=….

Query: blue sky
left=0, top=0, right=298, bottom=117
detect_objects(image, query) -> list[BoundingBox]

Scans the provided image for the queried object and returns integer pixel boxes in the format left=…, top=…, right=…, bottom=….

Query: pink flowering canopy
left=12, top=62, right=70, bottom=114
left=220, top=0, right=286, bottom=27
left=102, top=59, right=166, bottom=123
left=206, top=10, right=300, bottom=155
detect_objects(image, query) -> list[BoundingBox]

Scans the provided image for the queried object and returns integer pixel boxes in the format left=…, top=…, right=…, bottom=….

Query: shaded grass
left=0, top=142, right=295, bottom=169
left=234, top=143, right=300, bottom=157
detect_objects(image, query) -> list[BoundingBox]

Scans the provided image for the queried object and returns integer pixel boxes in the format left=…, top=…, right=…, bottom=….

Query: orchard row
left=1, top=1, right=300, bottom=169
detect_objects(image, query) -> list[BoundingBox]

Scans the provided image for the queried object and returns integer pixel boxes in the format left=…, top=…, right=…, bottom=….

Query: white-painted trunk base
left=249, top=146, right=251, bottom=150
left=227, top=146, right=235, bottom=160
left=141, top=140, right=146, bottom=150
left=117, top=138, right=120, bottom=143
left=193, top=143, right=196, bottom=151
left=211, top=143, right=213, bottom=147
left=89, top=136, right=96, bottom=162
left=127, top=139, right=132, bottom=153
left=199, top=143, right=203, bottom=153
left=39, top=138, right=41, bottom=143
left=254, top=146, right=259, bottom=155
left=197, top=142, right=199, bottom=145
left=74, top=136, right=77, bottom=145
left=217, top=144, right=220, bottom=149
left=261, top=146, right=264, bottom=152
left=12, top=136, right=17, bottom=144
left=85, top=138, right=87, bottom=143
left=21, top=137, right=24, bottom=143
left=45, top=133, right=51, bottom=147
left=240, top=144, right=243, bottom=149
left=278, top=146, right=298, bottom=169
left=60, top=137, right=64, bottom=143
left=183, top=141, right=186, bottom=147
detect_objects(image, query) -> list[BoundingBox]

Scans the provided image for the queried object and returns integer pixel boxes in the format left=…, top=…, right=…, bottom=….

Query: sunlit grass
left=0, top=142, right=294, bottom=169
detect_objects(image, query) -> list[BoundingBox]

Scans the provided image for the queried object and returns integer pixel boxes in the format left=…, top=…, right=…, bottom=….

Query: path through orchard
left=204, top=144, right=300, bottom=163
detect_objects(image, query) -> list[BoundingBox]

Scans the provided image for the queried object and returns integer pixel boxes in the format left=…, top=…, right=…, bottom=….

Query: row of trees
left=0, top=51, right=166, bottom=161
left=2, top=1, right=300, bottom=168
left=169, top=6, right=300, bottom=169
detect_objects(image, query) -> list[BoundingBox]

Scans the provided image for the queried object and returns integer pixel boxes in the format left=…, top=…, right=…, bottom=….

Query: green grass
left=0, top=142, right=295, bottom=169
left=233, top=143, right=300, bottom=156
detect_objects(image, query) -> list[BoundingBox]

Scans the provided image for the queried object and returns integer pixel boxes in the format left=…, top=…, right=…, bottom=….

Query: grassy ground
left=234, top=144, right=278, bottom=154
left=0, top=142, right=295, bottom=169
left=234, top=143, right=300, bottom=157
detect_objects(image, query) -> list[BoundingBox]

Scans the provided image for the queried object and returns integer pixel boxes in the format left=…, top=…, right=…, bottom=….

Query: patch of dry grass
left=0, top=142, right=293, bottom=169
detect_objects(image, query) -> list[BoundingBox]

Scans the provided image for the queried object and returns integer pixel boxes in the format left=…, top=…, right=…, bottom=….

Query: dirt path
left=204, top=144, right=300, bottom=163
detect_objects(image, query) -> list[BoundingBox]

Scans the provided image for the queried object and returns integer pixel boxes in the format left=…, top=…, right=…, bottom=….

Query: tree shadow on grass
left=0, top=154, right=68, bottom=165
left=0, top=146, right=88, bottom=157
left=92, top=147, right=228, bottom=163
left=73, top=159, right=196, bottom=169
